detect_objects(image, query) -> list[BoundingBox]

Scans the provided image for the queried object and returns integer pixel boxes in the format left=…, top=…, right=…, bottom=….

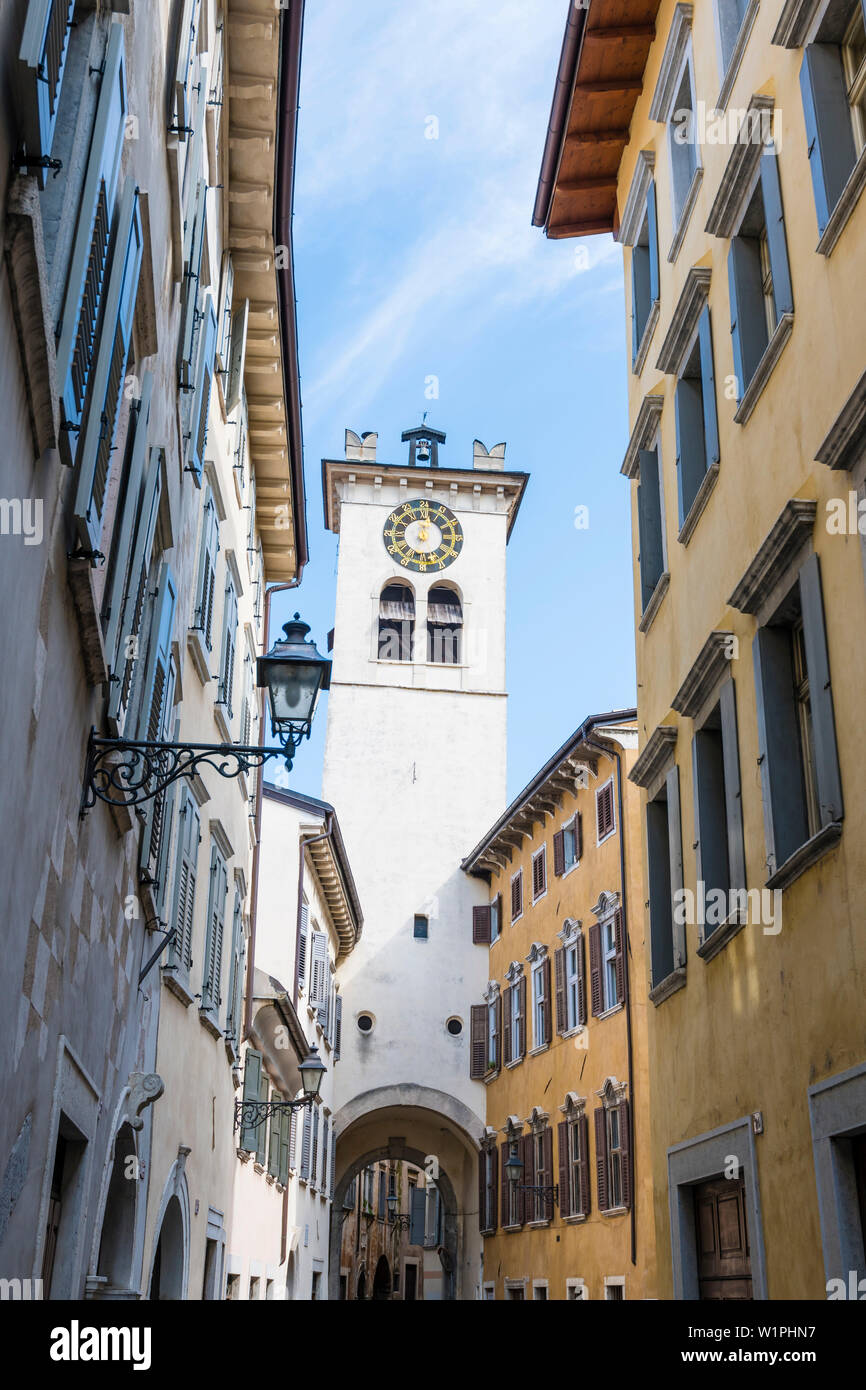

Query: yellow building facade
left=535, top=0, right=866, bottom=1299
left=462, top=713, right=656, bottom=1301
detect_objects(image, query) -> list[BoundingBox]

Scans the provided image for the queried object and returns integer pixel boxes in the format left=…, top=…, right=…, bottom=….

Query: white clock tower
left=321, top=426, right=527, bottom=1131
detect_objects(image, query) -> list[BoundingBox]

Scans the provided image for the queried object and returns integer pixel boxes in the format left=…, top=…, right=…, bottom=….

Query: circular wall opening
left=446, top=1017, right=463, bottom=1036
left=357, top=1013, right=374, bottom=1034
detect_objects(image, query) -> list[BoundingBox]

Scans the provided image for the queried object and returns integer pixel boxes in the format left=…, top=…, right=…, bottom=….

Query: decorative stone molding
left=667, top=167, right=703, bottom=263
left=717, top=0, right=761, bottom=110
left=504, top=960, right=524, bottom=985
left=525, top=941, right=548, bottom=965
left=655, top=266, right=712, bottom=375
left=634, top=300, right=661, bottom=376
left=557, top=917, right=582, bottom=946
left=678, top=460, right=720, bottom=546
left=3, top=175, right=58, bottom=458
left=649, top=5, right=694, bottom=122
left=629, top=724, right=678, bottom=788
left=649, top=966, right=687, bottom=1005
left=618, top=150, right=656, bottom=247
left=483, top=979, right=501, bottom=1004
left=639, top=570, right=671, bottom=633
left=766, top=820, right=842, bottom=893
left=734, top=312, right=794, bottom=425
left=728, top=499, right=817, bottom=613
left=816, top=366, right=866, bottom=472
left=704, top=97, right=776, bottom=237
left=621, top=392, right=665, bottom=479
left=772, top=0, right=822, bottom=47
left=818, top=146, right=866, bottom=257
left=597, top=1076, right=627, bottom=1105
left=501, top=1115, right=524, bottom=1138
left=559, top=1092, right=586, bottom=1116
left=590, top=890, right=620, bottom=922
left=123, top=1073, right=165, bottom=1131
left=67, top=559, right=111, bottom=687
left=527, top=1106, right=550, bottom=1131
left=672, top=631, right=735, bottom=716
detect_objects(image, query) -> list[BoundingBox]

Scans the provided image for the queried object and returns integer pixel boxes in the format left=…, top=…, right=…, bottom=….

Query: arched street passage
left=372, top=1256, right=391, bottom=1300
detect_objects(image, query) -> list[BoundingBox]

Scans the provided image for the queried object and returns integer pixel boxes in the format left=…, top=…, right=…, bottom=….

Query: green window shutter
left=799, top=45, right=857, bottom=237
left=300, top=1107, right=312, bottom=1179
left=647, top=796, right=674, bottom=985
left=219, top=576, right=238, bottom=718
left=18, top=0, right=77, bottom=169
left=225, top=889, right=244, bottom=1046
left=103, top=371, right=154, bottom=667
left=256, top=1071, right=268, bottom=1167
left=631, top=243, right=650, bottom=365
left=108, top=445, right=163, bottom=732
left=72, top=177, right=143, bottom=552
left=719, top=679, right=747, bottom=896
left=268, top=1093, right=282, bottom=1177
left=279, top=1107, right=291, bottom=1186
left=202, top=843, right=228, bottom=1015
left=56, top=21, right=126, bottom=429
left=799, top=553, right=843, bottom=825
left=240, top=1049, right=262, bottom=1152
left=409, top=1186, right=426, bottom=1245
left=153, top=719, right=180, bottom=922
left=759, top=147, right=793, bottom=317
left=674, top=373, right=705, bottom=526
left=727, top=236, right=766, bottom=401
left=225, top=299, right=249, bottom=415
left=311, top=1108, right=319, bottom=1186
left=169, top=788, right=200, bottom=972
left=753, top=625, right=809, bottom=873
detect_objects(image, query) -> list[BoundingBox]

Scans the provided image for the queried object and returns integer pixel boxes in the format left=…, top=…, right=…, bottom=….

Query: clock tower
left=321, top=426, right=528, bottom=1126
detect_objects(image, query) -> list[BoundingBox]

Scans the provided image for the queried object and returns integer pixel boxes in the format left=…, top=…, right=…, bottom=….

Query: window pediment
left=590, top=891, right=620, bottom=923
left=559, top=1091, right=586, bottom=1117
left=597, top=1076, right=628, bottom=1107
left=483, top=980, right=501, bottom=1004
left=525, top=941, right=548, bottom=965
left=557, top=917, right=582, bottom=947
left=505, top=960, right=524, bottom=985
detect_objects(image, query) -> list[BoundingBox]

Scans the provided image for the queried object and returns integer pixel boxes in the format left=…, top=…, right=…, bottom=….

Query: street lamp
left=233, top=1045, right=326, bottom=1133
left=386, top=1191, right=411, bottom=1232
left=505, top=1145, right=558, bottom=1211
left=80, top=610, right=331, bottom=814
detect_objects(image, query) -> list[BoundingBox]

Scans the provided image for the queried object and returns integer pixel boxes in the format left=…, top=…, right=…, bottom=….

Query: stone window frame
left=648, top=6, right=703, bottom=262
left=807, top=1060, right=866, bottom=1289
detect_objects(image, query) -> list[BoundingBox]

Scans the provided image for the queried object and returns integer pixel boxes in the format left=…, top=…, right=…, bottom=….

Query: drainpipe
left=584, top=733, right=636, bottom=1269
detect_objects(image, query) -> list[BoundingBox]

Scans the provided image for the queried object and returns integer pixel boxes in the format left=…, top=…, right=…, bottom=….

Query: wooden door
left=693, top=1175, right=752, bottom=1300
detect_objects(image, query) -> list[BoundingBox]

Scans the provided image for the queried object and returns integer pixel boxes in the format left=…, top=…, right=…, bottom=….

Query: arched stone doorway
left=329, top=1086, right=483, bottom=1301
left=372, top=1256, right=391, bottom=1300
left=95, top=1124, right=138, bottom=1294
left=150, top=1195, right=185, bottom=1300
left=356, top=1266, right=367, bottom=1300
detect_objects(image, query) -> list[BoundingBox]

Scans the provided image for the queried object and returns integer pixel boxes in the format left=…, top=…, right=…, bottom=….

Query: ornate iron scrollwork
left=233, top=1096, right=313, bottom=1133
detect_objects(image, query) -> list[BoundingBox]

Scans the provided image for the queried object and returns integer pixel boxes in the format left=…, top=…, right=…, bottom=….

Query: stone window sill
left=601, top=1205, right=629, bottom=1218
left=187, top=626, right=213, bottom=685
left=528, top=1043, right=549, bottom=1058
left=501, top=1224, right=523, bottom=1234
left=253, top=1162, right=265, bottom=1175
left=594, top=1003, right=624, bottom=1022
left=649, top=966, right=687, bottom=1006
left=199, top=1007, right=223, bottom=1040
left=4, top=174, right=59, bottom=457
left=504, top=1058, right=524, bottom=1070
left=638, top=571, right=670, bottom=634
left=162, top=966, right=195, bottom=1007
left=697, top=911, right=747, bottom=962
left=562, top=1212, right=588, bottom=1224
left=525, top=1219, right=551, bottom=1230
left=633, top=299, right=660, bottom=376
left=677, top=461, right=720, bottom=547
left=733, top=312, right=794, bottom=426
left=67, top=558, right=110, bottom=687
left=766, top=821, right=843, bottom=893
left=483, top=1068, right=500, bottom=1085
left=817, top=144, right=866, bottom=258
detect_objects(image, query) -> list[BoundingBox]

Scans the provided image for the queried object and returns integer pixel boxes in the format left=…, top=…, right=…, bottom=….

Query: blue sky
left=271, top=0, right=637, bottom=803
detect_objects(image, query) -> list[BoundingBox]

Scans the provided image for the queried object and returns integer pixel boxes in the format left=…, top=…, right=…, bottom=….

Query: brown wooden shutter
left=517, top=975, right=527, bottom=1059
left=554, top=946, right=567, bottom=1034
left=595, top=1107, right=609, bottom=1212
left=532, top=851, right=545, bottom=898
left=494, top=992, right=502, bottom=1070
left=478, top=1152, right=486, bottom=1231
left=541, top=955, right=552, bottom=1045
left=495, top=892, right=503, bottom=930
left=589, top=923, right=603, bottom=1016
left=490, top=1145, right=498, bottom=1232
left=511, top=872, right=522, bottom=921
left=469, top=1005, right=487, bottom=1079
left=614, top=908, right=627, bottom=1005
left=578, top=1113, right=591, bottom=1216
left=620, top=1099, right=632, bottom=1210
left=576, top=811, right=583, bottom=860
left=522, top=1134, right=534, bottom=1225
left=576, top=931, right=588, bottom=1026
left=557, top=1120, right=571, bottom=1218
left=500, top=1142, right=510, bottom=1226
left=552, top=829, right=565, bottom=876
left=502, top=985, right=512, bottom=1064
left=542, top=1125, right=553, bottom=1193
left=472, top=904, right=491, bottom=944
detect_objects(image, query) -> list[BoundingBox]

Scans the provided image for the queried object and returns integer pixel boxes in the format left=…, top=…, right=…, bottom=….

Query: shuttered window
left=268, top=1094, right=282, bottom=1178
left=201, top=841, right=228, bottom=1016
left=378, top=583, right=414, bottom=661
left=193, top=489, right=220, bottom=650
left=226, top=300, right=250, bottom=416
left=187, top=296, right=217, bottom=484
left=239, top=1049, right=262, bottom=1153
left=56, top=22, right=126, bottom=440
left=556, top=934, right=586, bottom=1033
left=225, top=889, right=245, bottom=1048
left=72, top=177, right=143, bottom=553
left=638, top=445, right=666, bottom=612
left=478, top=1147, right=498, bottom=1233
left=800, top=30, right=860, bottom=237
left=300, top=1107, right=312, bottom=1180
left=334, top=994, right=343, bottom=1061
left=102, top=373, right=154, bottom=667
left=172, top=0, right=200, bottom=137
left=107, top=434, right=163, bottom=737
left=510, top=870, right=523, bottom=922
left=297, top=899, right=309, bottom=993
left=692, top=680, right=747, bottom=940
left=18, top=0, right=77, bottom=166
left=278, top=1106, right=291, bottom=1187
left=239, top=651, right=255, bottom=747
left=530, top=959, right=551, bottom=1049
left=469, top=1004, right=487, bottom=1079
left=218, top=574, right=238, bottom=721
left=728, top=148, right=793, bottom=403
left=256, top=1068, right=268, bottom=1167
left=674, top=306, right=719, bottom=528
left=753, top=554, right=843, bottom=875
left=169, top=787, right=200, bottom=975
left=409, top=1185, right=426, bottom=1244
left=596, top=779, right=615, bottom=841
left=596, top=1097, right=632, bottom=1212
left=137, top=563, right=177, bottom=883
left=309, top=931, right=329, bottom=1027
left=559, top=1112, right=590, bottom=1219
left=631, top=180, right=659, bottom=367
left=531, top=846, right=547, bottom=901
left=647, top=763, right=686, bottom=987
left=472, top=904, right=491, bottom=944
left=310, top=1109, right=319, bottom=1189
left=668, top=59, right=699, bottom=227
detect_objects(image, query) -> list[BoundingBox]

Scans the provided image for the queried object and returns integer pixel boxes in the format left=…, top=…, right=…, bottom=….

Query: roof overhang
left=321, top=459, right=529, bottom=541
left=532, top=0, right=660, bottom=239
left=263, top=784, right=364, bottom=953
left=226, top=0, right=308, bottom=581
left=250, top=967, right=307, bottom=1093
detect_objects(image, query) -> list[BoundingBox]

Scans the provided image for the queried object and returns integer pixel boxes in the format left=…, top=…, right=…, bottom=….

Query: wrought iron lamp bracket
left=233, top=1095, right=314, bottom=1133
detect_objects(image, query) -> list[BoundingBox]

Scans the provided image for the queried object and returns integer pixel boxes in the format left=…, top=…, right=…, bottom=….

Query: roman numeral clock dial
left=383, top=499, right=464, bottom=572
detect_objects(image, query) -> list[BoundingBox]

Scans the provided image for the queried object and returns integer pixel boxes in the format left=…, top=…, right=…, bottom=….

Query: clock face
left=383, top=498, right=464, bottom=572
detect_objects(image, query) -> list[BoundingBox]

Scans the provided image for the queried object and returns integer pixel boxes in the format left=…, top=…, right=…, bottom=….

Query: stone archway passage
left=150, top=1195, right=184, bottom=1301
left=372, top=1255, right=391, bottom=1301
left=95, top=1123, right=138, bottom=1294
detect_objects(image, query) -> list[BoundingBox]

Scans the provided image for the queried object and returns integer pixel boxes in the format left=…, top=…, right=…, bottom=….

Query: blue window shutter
left=219, top=577, right=238, bottom=718
left=202, top=844, right=228, bottom=1015
left=57, top=22, right=127, bottom=432
left=179, top=175, right=207, bottom=384
left=719, top=679, right=747, bottom=896
left=637, top=447, right=664, bottom=609
left=727, top=237, right=766, bottom=400
left=631, top=248, right=650, bottom=366
left=108, top=446, right=163, bottom=732
left=410, top=1186, right=426, bottom=1245
left=752, top=625, right=810, bottom=873
left=193, top=490, right=220, bottom=649
left=136, top=561, right=177, bottom=742
left=666, top=764, right=685, bottom=967
left=759, top=148, right=793, bottom=317
left=72, top=177, right=143, bottom=553
left=103, top=370, right=154, bottom=665
left=187, top=296, right=217, bottom=484
left=239, top=1050, right=262, bottom=1153
left=153, top=719, right=180, bottom=922
left=170, top=788, right=200, bottom=972
left=698, top=307, right=720, bottom=468
left=799, top=553, right=843, bottom=825
left=799, top=46, right=857, bottom=236
left=217, top=254, right=235, bottom=370
left=647, top=180, right=659, bottom=303
left=674, top=376, right=705, bottom=525
left=18, top=0, right=76, bottom=170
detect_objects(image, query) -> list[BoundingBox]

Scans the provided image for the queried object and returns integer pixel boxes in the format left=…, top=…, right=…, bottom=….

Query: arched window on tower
left=378, top=582, right=414, bottom=661
left=427, top=585, right=462, bottom=664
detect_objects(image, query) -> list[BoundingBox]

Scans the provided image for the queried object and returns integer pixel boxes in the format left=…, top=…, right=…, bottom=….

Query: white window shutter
left=225, top=299, right=249, bottom=414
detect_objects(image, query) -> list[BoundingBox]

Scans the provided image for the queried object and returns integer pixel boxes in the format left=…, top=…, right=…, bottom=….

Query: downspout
left=585, top=734, right=636, bottom=1269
